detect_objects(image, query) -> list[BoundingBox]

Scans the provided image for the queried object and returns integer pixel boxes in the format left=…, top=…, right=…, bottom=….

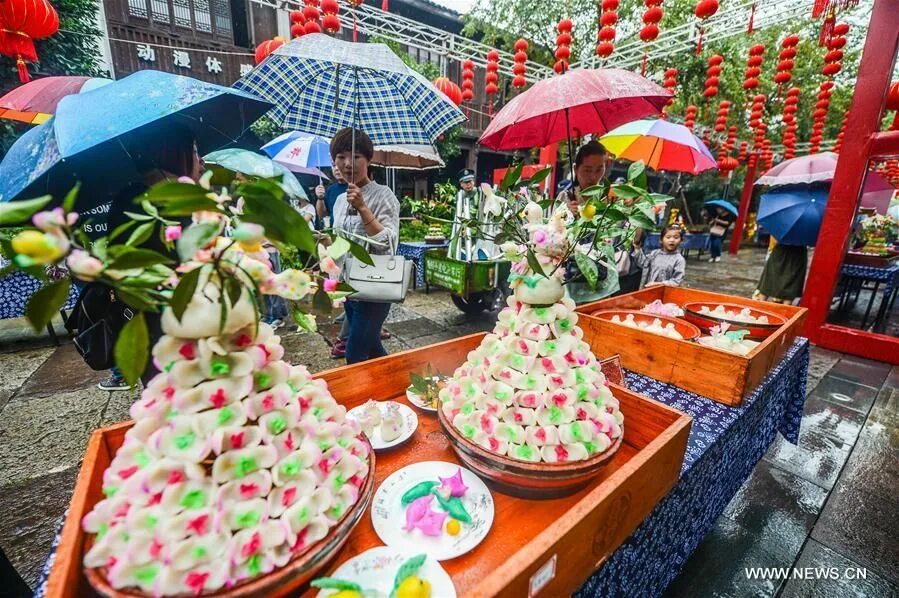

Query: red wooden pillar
left=729, top=156, right=757, bottom=255
left=801, top=0, right=899, bottom=364
left=539, top=142, right=559, bottom=193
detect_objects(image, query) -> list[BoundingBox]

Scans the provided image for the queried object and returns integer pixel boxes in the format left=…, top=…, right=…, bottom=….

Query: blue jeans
left=709, top=235, right=723, bottom=259
left=264, top=251, right=289, bottom=322
left=343, top=299, right=390, bottom=364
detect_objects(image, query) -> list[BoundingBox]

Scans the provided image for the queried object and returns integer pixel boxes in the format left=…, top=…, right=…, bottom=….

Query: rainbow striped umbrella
left=600, top=119, right=717, bottom=175
left=0, top=76, right=111, bottom=124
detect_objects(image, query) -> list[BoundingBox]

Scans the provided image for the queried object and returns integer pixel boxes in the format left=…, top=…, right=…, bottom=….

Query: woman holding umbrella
left=703, top=199, right=737, bottom=263
left=555, top=140, right=609, bottom=212
left=329, top=127, right=400, bottom=364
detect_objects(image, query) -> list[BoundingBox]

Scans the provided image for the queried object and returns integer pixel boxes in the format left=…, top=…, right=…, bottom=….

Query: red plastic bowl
left=682, top=302, right=785, bottom=340
left=589, top=309, right=701, bottom=341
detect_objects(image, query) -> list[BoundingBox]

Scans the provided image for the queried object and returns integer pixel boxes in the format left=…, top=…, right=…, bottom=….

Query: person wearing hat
left=451, top=169, right=480, bottom=261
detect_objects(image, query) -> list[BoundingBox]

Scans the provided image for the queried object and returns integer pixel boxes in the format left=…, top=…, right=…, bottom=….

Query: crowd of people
left=79, top=127, right=794, bottom=394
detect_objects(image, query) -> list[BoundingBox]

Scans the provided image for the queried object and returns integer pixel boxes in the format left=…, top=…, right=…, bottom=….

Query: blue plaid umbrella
left=234, top=33, right=465, bottom=146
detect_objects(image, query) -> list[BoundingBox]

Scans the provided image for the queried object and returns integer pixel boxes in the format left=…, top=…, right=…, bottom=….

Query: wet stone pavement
left=0, top=247, right=897, bottom=596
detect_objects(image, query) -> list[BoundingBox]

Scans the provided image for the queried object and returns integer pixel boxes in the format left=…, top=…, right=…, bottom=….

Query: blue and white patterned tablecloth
left=577, top=338, right=809, bottom=597
left=398, top=241, right=449, bottom=287
left=33, top=340, right=808, bottom=598
left=0, top=263, right=78, bottom=320
left=840, top=263, right=899, bottom=298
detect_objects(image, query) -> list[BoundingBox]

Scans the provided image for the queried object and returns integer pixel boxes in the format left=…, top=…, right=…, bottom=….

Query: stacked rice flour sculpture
left=81, top=277, right=371, bottom=595
left=440, top=202, right=625, bottom=464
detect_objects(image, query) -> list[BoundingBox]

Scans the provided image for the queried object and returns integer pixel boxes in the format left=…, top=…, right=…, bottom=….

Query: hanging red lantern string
left=693, top=0, right=719, bottom=54
left=704, top=54, right=723, bottom=117
left=347, top=0, right=364, bottom=42
left=762, top=138, right=774, bottom=171
left=822, top=22, right=847, bottom=77
left=661, top=68, right=677, bottom=117
left=0, top=0, right=60, bottom=83
left=302, top=0, right=321, bottom=34
left=433, top=76, right=463, bottom=106
left=255, top=37, right=286, bottom=64
left=743, top=43, right=765, bottom=94
left=809, top=81, right=833, bottom=154
left=702, top=129, right=713, bottom=150
left=717, top=124, right=738, bottom=177
left=737, top=141, right=749, bottom=163
left=512, top=38, right=529, bottom=90
left=596, top=0, right=617, bottom=61
left=714, top=100, right=731, bottom=132
left=461, top=59, right=475, bottom=115
left=747, top=1, right=757, bottom=34
left=556, top=19, right=574, bottom=73
left=289, top=10, right=305, bottom=38
left=774, top=34, right=799, bottom=93
left=639, top=0, right=663, bottom=75
left=485, top=49, right=500, bottom=116
left=684, top=105, right=698, bottom=132
left=782, top=87, right=800, bottom=159
left=320, top=0, right=341, bottom=34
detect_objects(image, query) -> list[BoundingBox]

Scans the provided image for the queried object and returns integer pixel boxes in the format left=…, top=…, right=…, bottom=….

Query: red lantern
left=684, top=105, right=698, bottom=131
left=0, top=0, right=60, bottom=82
left=461, top=59, right=475, bottom=103
left=513, top=38, right=528, bottom=89
left=774, top=34, right=799, bottom=89
left=485, top=48, right=500, bottom=115
left=320, top=0, right=340, bottom=34
left=743, top=44, right=764, bottom=92
left=640, top=25, right=660, bottom=43
left=693, top=0, right=718, bottom=53
left=662, top=67, right=677, bottom=112
left=638, top=0, right=663, bottom=72
left=597, top=0, right=617, bottom=60
left=254, top=37, right=286, bottom=65
left=433, top=76, right=463, bottom=106
left=289, top=9, right=305, bottom=38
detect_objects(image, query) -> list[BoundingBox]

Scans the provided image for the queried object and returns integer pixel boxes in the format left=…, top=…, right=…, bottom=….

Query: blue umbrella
left=261, top=131, right=332, bottom=178
left=234, top=33, right=465, bottom=145
left=0, top=70, right=271, bottom=206
left=204, top=149, right=308, bottom=199
left=758, top=188, right=829, bottom=246
left=704, top=198, right=738, bottom=217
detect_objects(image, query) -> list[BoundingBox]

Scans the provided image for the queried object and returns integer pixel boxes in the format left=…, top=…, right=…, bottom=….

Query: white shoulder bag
left=343, top=233, right=413, bottom=304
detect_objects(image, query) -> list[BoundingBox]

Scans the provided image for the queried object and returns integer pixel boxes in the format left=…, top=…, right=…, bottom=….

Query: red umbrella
left=478, top=68, right=671, bottom=150
left=0, top=76, right=111, bottom=124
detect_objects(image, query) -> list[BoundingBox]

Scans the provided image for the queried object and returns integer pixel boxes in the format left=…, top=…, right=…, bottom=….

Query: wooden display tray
left=44, top=333, right=691, bottom=598
left=576, top=286, right=807, bottom=406
left=844, top=251, right=899, bottom=268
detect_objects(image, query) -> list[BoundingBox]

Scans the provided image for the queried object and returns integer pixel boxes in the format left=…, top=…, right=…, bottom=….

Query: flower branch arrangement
left=450, top=160, right=670, bottom=302
left=0, top=173, right=371, bottom=385
left=857, top=213, right=898, bottom=255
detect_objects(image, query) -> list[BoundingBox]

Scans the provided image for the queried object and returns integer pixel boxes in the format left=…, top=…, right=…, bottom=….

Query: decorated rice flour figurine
left=381, top=404, right=405, bottom=443
left=697, top=322, right=760, bottom=356
left=81, top=278, right=371, bottom=594
left=358, top=400, right=383, bottom=437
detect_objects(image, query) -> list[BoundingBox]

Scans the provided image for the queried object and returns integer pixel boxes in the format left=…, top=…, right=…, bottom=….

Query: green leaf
left=594, top=260, right=620, bottom=299
left=310, top=578, right=362, bottom=592
left=24, top=278, right=71, bottom=333
left=127, top=221, right=155, bottom=247
left=392, top=554, right=428, bottom=594
left=170, top=266, right=203, bottom=322
left=92, top=237, right=108, bottom=261
left=627, top=161, right=646, bottom=183
left=628, top=213, right=656, bottom=230
left=525, top=248, right=546, bottom=278
left=581, top=182, right=609, bottom=199
left=574, top=252, right=599, bottom=290
left=225, top=277, right=243, bottom=309
left=108, top=248, right=174, bottom=270
left=292, top=309, right=317, bottom=333
left=62, top=184, right=81, bottom=213
left=115, top=288, right=160, bottom=312
left=649, top=193, right=673, bottom=204
left=109, top=220, right=137, bottom=241
left=609, top=184, right=642, bottom=199
left=347, top=238, right=374, bottom=266
left=144, top=181, right=210, bottom=204
left=602, top=207, right=627, bottom=223
left=500, top=163, right=524, bottom=192
left=176, top=222, right=220, bottom=262
left=239, top=183, right=315, bottom=254
left=527, top=166, right=553, bottom=186
left=122, top=211, right=155, bottom=222
left=0, top=196, right=53, bottom=226
left=400, top=481, right=438, bottom=505
left=114, top=312, right=149, bottom=388
left=327, top=236, right=351, bottom=260
left=432, top=492, right=472, bottom=523
left=312, top=287, right=332, bottom=314
left=140, top=200, right=159, bottom=218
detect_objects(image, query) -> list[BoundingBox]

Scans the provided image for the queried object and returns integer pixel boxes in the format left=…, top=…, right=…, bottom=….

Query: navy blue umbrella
left=758, top=188, right=829, bottom=246
left=703, top=198, right=738, bottom=217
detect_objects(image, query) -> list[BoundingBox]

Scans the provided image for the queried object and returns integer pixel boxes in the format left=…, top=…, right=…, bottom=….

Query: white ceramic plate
left=347, top=401, right=418, bottom=450
left=315, top=546, right=456, bottom=598
left=405, top=387, right=438, bottom=413
left=371, top=461, right=494, bottom=561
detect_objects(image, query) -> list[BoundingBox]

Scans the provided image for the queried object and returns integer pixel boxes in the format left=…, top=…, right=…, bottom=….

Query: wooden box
left=44, top=334, right=691, bottom=598
left=576, top=286, right=807, bottom=406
